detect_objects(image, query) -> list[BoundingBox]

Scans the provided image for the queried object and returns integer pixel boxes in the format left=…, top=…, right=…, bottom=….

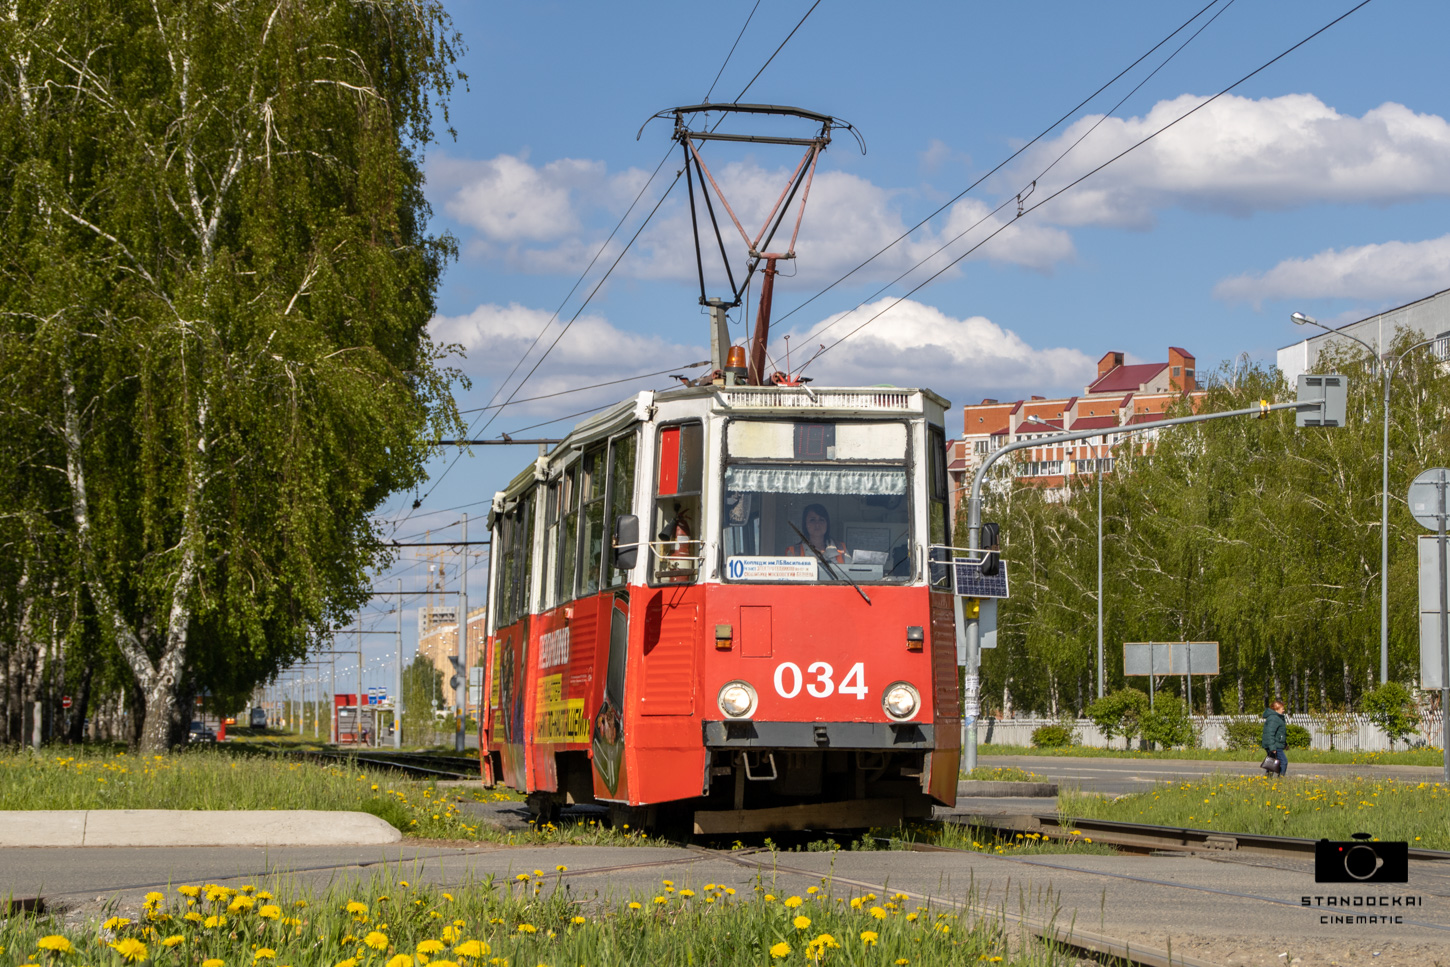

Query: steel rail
left=949, top=812, right=1450, bottom=863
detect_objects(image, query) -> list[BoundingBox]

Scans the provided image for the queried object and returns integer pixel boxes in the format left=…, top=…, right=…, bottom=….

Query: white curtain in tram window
left=724, top=466, right=906, bottom=496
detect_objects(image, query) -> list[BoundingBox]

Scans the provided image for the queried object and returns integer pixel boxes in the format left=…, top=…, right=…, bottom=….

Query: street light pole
left=1291, top=313, right=1436, bottom=684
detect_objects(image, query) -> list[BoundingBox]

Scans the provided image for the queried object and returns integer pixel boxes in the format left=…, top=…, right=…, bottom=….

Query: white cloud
left=428, top=303, right=704, bottom=420
left=1214, top=234, right=1450, bottom=306
left=432, top=153, right=649, bottom=242
left=1016, top=94, right=1450, bottom=228
left=782, top=298, right=1095, bottom=402
left=432, top=154, right=1075, bottom=282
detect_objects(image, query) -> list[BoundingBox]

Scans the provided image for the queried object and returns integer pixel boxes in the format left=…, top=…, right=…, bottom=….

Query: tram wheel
left=526, top=792, right=560, bottom=826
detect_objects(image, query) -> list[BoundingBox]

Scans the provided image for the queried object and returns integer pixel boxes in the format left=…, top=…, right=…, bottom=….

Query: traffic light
left=447, top=655, right=464, bottom=691
left=979, top=521, right=1000, bottom=576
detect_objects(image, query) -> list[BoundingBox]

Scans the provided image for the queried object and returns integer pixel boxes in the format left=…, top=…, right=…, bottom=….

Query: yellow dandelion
left=679, top=890, right=695, bottom=899
left=110, top=938, right=148, bottom=963
left=38, top=937, right=74, bottom=954
left=253, top=949, right=276, bottom=962
left=202, top=960, right=224, bottom=967
left=860, top=930, right=879, bottom=946
left=516, top=924, right=537, bottom=934
left=793, top=916, right=811, bottom=930
left=258, top=905, right=281, bottom=921
left=783, top=896, right=803, bottom=909
left=160, top=937, right=184, bottom=948
left=627, top=902, right=642, bottom=911
left=364, top=933, right=389, bottom=951
left=102, top=917, right=132, bottom=931
left=177, top=886, right=201, bottom=899
left=769, top=942, right=791, bottom=959
left=415, top=940, right=445, bottom=959
left=203, top=915, right=226, bottom=930
left=570, top=917, right=585, bottom=925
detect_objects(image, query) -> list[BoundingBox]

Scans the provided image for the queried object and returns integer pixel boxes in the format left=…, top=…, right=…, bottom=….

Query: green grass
left=961, top=766, right=1042, bottom=782
left=0, top=748, right=644, bottom=847
left=885, top=821, right=1117, bottom=857
left=0, top=870, right=1082, bottom=967
left=1059, top=773, right=1450, bottom=849
left=981, top=743, right=1446, bottom=765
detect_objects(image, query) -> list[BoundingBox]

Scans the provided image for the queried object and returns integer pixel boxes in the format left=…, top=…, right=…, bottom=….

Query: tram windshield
left=720, top=420, right=912, bottom=584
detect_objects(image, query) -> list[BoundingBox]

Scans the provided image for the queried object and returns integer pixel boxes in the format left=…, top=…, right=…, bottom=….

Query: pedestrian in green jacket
left=1261, top=700, right=1287, bottom=775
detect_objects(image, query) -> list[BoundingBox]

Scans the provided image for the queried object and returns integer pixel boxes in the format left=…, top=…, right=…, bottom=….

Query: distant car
left=249, top=707, right=268, bottom=729
left=188, top=720, right=217, bottom=744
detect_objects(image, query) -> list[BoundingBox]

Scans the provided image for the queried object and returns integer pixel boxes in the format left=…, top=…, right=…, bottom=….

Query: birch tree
left=0, top=0, right=465, bottom=751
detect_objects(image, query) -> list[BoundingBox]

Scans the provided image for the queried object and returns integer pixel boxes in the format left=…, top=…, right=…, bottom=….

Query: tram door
left=589, top=431, right=638, bottom=800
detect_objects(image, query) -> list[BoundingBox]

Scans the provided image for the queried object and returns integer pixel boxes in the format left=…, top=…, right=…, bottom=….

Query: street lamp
left=1291, top=311, right=1437, bottom=684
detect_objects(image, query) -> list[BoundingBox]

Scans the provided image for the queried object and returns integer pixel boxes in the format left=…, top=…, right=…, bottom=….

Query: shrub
left=1086, top=688, right=1150, bottom=749
left=1223, top=717, right=1263, bottom=751
left=1030, top=723, right=1075, bottom=748
left=1362, top=682, right=1420, bottom=748
left=1285, top=723, right=1313, bottom=749
left=1141, top=695, right=1194, bottom=749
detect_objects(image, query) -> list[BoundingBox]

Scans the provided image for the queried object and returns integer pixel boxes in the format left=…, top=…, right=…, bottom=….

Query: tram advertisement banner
left=492, top=622, right=529, bottom=789
left=533, top=675, right=587, bottom=742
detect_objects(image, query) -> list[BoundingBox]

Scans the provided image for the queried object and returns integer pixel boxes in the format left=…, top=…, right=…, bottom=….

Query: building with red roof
left=950, top=347, right=1207, bottom=508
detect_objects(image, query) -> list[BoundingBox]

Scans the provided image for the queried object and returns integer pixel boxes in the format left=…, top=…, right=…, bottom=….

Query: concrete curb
left=0, top=810, right=402, bottom=847
left=957, top=780, right=1058, bottom=797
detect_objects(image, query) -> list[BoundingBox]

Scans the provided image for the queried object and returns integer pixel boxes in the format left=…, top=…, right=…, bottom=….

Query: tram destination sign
left=952, top=559, right=1009, bottom=599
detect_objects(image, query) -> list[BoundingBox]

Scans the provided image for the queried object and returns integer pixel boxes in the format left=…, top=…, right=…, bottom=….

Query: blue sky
left=345, top=0, right=1450, bottom=669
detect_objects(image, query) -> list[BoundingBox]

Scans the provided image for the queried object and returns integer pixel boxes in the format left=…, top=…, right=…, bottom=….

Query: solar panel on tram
left=952, top=559, right=1009, bottom=598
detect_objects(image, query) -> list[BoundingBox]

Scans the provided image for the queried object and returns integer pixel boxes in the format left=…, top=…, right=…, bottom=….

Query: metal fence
left=980, top=712, right=1445, bottom=752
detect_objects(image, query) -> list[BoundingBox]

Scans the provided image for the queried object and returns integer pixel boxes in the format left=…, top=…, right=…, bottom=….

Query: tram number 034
left=772, top=661, right=868, bottom=700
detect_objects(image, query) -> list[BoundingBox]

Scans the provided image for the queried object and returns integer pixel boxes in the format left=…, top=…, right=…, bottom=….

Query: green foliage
left=1085, top=688, right=1150, bottom=748
left=0, top=1, right=467, bottom=749
left=1285, top=723, right=1312, bottom=749
left=401, top=655, right=445, bottom=744
left=974, top=347, right=1450, bottom=720
left=1140, top=695, right=1196, bottom=748
left=1030, top=722, right=1075, bottom=748
left=1362, top=681, right=1421, bottom=746
left=1223, top=716, right=1264, bottom=751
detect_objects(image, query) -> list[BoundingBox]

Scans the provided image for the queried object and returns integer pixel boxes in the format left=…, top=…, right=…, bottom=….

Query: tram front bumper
left=702, top=720, right=933, bottom=749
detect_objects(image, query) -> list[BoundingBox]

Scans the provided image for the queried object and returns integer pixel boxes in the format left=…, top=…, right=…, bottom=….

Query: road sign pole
left=1148, top=647, right=1155, bottom=709
left=1439, top=472, right=1449, bottom=785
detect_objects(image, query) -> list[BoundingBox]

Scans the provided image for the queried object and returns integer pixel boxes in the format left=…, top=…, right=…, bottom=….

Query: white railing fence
left=980, top=712, right=1445, bottom=753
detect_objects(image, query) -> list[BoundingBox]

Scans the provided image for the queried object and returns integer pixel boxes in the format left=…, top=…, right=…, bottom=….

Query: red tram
left=481, top=384, right=961, bottom=833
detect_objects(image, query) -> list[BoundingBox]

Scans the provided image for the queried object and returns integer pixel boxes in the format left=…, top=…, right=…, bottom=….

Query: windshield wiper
left=788, top=521, right=870, bottom=605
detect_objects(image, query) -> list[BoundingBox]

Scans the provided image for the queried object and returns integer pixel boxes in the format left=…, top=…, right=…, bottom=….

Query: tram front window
left=720, top=464, right=911, bottom=583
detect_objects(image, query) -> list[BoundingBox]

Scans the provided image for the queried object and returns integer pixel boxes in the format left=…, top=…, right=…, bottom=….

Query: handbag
left=1260, top=753, right=1281, bottom=773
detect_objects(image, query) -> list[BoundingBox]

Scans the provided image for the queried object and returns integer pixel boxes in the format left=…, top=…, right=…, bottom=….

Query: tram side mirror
left=979, top=522, right=1000, bottom=576
left=612, top=514, right=640, bottom=570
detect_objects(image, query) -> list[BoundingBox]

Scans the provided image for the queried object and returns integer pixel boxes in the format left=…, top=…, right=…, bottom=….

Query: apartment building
left=416, top=606, right=487, bottom=709
left=950, top=347, right=1206, bottom=504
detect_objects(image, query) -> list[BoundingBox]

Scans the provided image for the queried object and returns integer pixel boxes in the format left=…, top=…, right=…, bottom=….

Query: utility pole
left=456, top=514, right=469, bottom=752
left=395, top=577, right=403, bottom=749
left=357, top=623, right=364, bottom=747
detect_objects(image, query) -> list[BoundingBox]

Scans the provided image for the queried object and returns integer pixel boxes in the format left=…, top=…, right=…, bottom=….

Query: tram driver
left=784, top=503, right=849, bottom=564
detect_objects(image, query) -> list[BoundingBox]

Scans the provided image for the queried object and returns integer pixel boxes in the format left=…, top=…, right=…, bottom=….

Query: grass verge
left=981, top=743, right=1445, bottom=766
left=0, top=749, right=646, bottom=847
left=0, top=872, right=1083, bottom=967
left=1060, top=773, right=1450, bottom=849
left=960, top=766, right=1042, bottom=782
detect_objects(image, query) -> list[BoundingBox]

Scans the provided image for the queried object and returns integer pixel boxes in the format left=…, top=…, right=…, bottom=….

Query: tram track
left=274, top=747, right=482, bottom=779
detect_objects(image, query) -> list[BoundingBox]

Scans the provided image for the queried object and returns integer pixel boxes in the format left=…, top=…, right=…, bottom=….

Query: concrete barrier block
left=80, top=810, right=402, bottom=846
left=0, top=811, right=87, bottom=847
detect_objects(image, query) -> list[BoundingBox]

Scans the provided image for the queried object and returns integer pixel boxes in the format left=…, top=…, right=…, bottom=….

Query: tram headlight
left=717, top=680, right=758, bottom=719
left=882, top=682, right=920, bottom=721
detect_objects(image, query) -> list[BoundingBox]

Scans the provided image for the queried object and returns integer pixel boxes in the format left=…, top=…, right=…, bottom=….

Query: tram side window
left=513, top=492, right=535, bottom=618
left=555, top=463, right=579, bottom=605
left=579, top=444, right=608, bottom=597
left=928, top=425, right=948, bottom=547
left=651, top=422, right=702, bottom=584
left=605, top=431, right=638, bottom=588
left=542, top=480, right=561, bottom=609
